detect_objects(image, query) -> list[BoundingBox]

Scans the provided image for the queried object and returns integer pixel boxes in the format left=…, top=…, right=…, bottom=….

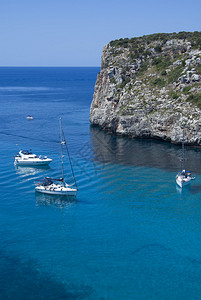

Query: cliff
left=90, top=32, right=201, bottom=145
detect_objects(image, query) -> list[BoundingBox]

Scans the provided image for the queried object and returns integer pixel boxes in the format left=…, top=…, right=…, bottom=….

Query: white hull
left=14, top=150, right=52, bottom=166
left=176, top=175, right=194, bottom=188
left=35, top=185, right=77, bottom=196
left=14, top=158, right=52, bottom=166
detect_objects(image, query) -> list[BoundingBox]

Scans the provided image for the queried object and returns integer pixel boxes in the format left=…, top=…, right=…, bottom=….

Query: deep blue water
left=1, top=67, right=201, bottom=299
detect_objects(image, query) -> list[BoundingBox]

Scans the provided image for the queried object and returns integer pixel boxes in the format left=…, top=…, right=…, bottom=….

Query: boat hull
left=35, top=186, right=77, bottom=196
left=14, top=159, right=52, bottom=166
left=176, top=175, right=193, bottom=188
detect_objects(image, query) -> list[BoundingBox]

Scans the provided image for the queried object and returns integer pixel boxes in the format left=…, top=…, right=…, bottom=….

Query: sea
left=1, top=67, right=201, bottom=300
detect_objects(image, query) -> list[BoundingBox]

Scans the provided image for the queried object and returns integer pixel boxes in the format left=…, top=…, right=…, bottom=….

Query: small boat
left=14, top=150, right=52, bottom=166
left=176, top=126, right=195, bottom=188
left=26, top=115, right=34, bottom=120
left=35, top=177, right=77, bottom=196
left=176, top=169, right=195, bottom=188
left=35, top=118, right=78, bottom=197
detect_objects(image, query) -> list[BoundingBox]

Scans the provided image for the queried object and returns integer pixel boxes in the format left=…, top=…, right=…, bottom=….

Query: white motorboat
left=35, top=118, right=78, bottom=197
left=14, top=150, right=52, bottom=166
left=26, top=115, right=34, bottom=120
left=176, top=126, right=195, bottom=188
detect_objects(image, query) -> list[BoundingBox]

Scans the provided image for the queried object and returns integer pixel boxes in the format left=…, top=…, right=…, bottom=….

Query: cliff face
left=90, top=32, right=201, bottom=145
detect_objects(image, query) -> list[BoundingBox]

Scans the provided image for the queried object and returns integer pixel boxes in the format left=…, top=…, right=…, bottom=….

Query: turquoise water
left=1, top=67, right=201, bottom=299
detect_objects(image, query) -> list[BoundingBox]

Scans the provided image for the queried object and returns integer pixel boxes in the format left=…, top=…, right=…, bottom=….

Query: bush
left=139, top=62, right=148, bottom=74
left=167, top=65, right=183, bottom=83
left=195, top=63, right=201, bottom=74
left=186, top=93, right=201, bottom=108
left=151, top=77, right=165, bottom=88
left=169, top=90, right=179, bottom=99
left=161, top=70, right=167, bottom=76
left=155, top=45, right=162, bottom=53
left=152, top=56, right=172, bottom=70
left=183, top=86, right=191, bottom=94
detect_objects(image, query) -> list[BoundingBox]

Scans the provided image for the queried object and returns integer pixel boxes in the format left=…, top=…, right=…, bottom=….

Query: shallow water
left=1, top=67, right=201, bottom=299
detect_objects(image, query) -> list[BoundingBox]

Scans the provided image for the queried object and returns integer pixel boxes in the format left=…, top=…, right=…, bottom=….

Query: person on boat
left=181, top=170, right=186, bottom=176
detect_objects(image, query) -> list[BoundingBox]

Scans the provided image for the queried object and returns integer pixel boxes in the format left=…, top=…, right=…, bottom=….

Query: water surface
left=1, top=67, right=201, bottom=300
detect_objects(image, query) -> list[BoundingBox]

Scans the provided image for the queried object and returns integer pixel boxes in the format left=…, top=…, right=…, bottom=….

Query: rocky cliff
left=90, top=32, right=201, bottom=145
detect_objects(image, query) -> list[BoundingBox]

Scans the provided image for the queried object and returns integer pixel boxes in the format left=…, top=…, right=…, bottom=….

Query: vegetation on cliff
left=102, top=31, right=201, bottom=107
left=109, top=32, right=201, bottom=51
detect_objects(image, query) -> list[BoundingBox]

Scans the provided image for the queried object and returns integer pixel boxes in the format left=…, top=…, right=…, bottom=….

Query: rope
left=62, top=129, right=78, bottom=190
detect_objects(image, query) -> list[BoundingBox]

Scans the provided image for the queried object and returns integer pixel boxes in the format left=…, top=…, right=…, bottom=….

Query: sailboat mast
left=181, top=126, right=184, bottom=171
left=59, top=118, right=64, bottom=180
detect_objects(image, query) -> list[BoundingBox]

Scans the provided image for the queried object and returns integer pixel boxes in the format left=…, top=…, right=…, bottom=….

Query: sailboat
left=35, top=118, right=78, bottom=196
left=176, top=126, right=195, bottom=188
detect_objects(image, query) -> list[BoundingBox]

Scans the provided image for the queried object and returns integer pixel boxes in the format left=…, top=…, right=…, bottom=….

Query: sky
left=0, top=0, right=201, bottom=67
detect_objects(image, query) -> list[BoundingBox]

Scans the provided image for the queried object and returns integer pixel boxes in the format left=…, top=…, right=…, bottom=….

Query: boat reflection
left=175, top=184, right=191, bottom=195
left=35, top=192, right=76, bottom=208
left=15, top=165, right=51, bottom=177
left=90, top=126, right=201, bottom=174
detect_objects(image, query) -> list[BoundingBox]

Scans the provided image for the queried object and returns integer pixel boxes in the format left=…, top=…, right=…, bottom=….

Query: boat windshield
left=38, top=178, right=53, bottom=186
left=21, top=150, right=32, bottom=155
left=180, top=170, right=191, bottom=177
left=38, top=177, right=63, bottom=186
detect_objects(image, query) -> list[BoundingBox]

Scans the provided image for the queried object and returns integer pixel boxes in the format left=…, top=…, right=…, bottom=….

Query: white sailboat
left=176, top=127, right=195, bottom=188
left=35, top=118, right=78, bottom=196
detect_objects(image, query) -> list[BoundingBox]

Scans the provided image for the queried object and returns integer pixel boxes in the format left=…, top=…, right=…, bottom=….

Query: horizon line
left=0, top=65, right=101, bottom=68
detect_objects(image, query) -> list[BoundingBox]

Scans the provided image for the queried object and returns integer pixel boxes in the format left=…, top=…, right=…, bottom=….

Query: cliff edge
left=90, top=32, right=201, bottom=145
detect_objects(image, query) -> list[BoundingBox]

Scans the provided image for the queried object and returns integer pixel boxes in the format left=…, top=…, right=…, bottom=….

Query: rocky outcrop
left=90, top=32, right=201, bottom=145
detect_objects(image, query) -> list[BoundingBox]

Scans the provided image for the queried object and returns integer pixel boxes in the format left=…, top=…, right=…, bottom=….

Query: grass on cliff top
left=109, top=31, right=201, bottom=50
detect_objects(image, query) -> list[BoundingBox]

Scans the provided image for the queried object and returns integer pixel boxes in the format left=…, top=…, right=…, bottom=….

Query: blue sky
left=0, top=0, right=201, bottom=66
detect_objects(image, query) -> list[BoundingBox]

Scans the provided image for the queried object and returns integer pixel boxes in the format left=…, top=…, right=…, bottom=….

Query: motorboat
left=176, top=169, right=195, bottom=188
left=35, top=118, right=78, bottom=196
left=27, top=115, right=34, bottom=120
left=14, top=150, right=52, bottom=166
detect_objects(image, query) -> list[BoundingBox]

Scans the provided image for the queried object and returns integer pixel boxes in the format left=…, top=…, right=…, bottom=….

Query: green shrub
left=154, top=45, right=162, bottom=53
left=183, top=86, right=191, bottom=94
left=186, top=93, right=201, bottom=108
left=138, top=62, right=148, bottom=74
left=161, top=70, right=167, bottom=76
left=195, top=64, right=201, bottom=74
left=167, top=65, right=183, bottom=83
left=152, top=56, right=172, bottom=70
left=151, top=77, right=165, bottom=88
left=169, top=90, right=179, bottom=99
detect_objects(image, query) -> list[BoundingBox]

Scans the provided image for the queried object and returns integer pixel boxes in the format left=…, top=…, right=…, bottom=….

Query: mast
left=181, top=125, right=184, bottom=171
left=59, top=117, right=77, bottom=189
left=59, top=118, right=64, bottom=180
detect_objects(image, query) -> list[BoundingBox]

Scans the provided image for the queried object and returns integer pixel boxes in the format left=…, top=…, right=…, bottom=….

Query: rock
left=191, top=74, right=200, bottom=81
left=90, top=32, right=201, bottom=145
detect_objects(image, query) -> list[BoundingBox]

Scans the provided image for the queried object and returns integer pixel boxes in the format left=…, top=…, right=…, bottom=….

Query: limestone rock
left=90, top=32, right=201, bottom=145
